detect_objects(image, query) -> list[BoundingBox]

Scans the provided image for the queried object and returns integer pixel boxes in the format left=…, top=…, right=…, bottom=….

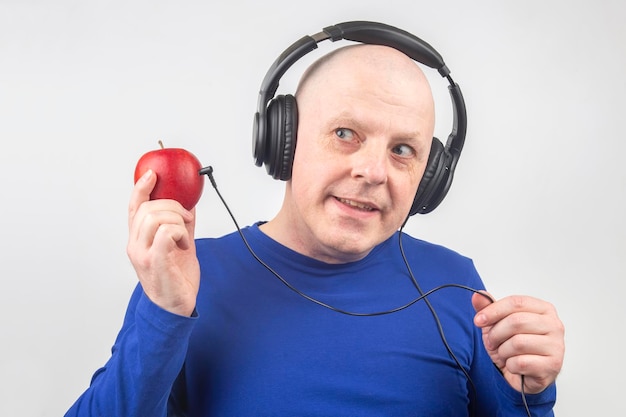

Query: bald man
left=67, top=44, right=563, bottom=417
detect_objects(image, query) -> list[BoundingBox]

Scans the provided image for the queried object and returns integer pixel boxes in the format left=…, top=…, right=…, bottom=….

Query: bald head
left=295, top=44, right=435, bottom=139
left=294, top=44, right=436, bottom=153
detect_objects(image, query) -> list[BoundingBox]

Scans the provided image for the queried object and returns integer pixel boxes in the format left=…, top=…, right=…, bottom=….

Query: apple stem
left=158, top=140, right=164, bottom=149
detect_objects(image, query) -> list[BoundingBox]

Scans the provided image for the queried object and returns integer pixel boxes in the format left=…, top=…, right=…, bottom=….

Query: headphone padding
left=411, top=137, right=446, bottom=215
left=265, top=95, right=298, bottom=180
left=279, top=95, right=298, bottom=181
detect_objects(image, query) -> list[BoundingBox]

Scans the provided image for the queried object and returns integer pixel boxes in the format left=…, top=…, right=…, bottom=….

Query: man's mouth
left=336, top=197, right=376, bottom=212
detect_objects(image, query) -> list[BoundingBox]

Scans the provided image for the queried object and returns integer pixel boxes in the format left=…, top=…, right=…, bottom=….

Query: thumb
left=472, top=291, right=495, bottom=325
left=133, top=168, right=157, bottom=201
left=128, top=169, right=157, bottom=228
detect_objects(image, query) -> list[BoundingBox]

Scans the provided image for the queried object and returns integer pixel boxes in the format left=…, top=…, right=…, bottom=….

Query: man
left=66, top=44, right=564, bottom=416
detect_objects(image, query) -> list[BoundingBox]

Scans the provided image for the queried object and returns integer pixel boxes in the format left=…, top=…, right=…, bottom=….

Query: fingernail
left=140, top=169, right=153, bottom=182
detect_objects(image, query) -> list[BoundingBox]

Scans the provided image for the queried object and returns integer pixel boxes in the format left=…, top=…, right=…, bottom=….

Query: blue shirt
left=66, top=224, right=556, bottom=416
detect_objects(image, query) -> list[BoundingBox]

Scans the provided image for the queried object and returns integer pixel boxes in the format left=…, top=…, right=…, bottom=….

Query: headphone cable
left=202, top=166, right=531, bottom=416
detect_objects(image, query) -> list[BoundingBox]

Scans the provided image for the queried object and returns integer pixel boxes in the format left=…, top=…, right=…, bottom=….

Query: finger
left=472, top=291, right=495, bottom=313
left=129, top=194, right=194, bottom=242
left=484, top=311, right=565, bottom=363
left=492, top=332, right=556, bottom=360
left=129, top=200, right=195, bottom=249
left=485, top=310, right=559, bottom=347
left=503, top=354, right=561, bottom=393
left=472, top=291, right=497, bottom=329
left=151, top=221, right=193, bottom=252
left=129, top=169, right=157, bottom=229
left=474, top=295, right=553, bottom=328
left=134, top=209, right=191, bottom=250
left=128, top=213, right=193, bottom=274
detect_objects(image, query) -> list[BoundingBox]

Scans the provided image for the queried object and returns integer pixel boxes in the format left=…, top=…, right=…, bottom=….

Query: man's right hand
left=126, top=169, right=200, bottom=317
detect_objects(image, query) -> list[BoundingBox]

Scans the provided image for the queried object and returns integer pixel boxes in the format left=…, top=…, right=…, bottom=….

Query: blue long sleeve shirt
left=66, top=224, right=556, bottom=416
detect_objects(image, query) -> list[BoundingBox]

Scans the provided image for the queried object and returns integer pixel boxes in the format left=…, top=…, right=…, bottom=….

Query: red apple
left=134, top=141, right=205, bottom=210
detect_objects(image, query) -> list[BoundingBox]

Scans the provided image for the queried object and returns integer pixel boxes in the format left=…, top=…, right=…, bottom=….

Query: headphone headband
left=322, top=22, right=449, bottom=75
left=253, top=21, right=468, bottom=215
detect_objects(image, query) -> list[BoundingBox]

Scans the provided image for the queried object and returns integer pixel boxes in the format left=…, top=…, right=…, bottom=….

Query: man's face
left=281, top=46, right=435, bottom=263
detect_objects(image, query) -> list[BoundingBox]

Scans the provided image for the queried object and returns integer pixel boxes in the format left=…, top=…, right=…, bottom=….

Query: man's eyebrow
left=326, top=113, right=428, bottom=149
left=325, top=113, right=363, bottom=129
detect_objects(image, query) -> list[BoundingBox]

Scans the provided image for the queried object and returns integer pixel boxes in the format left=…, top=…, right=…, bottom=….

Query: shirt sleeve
left=64, top=284, right=197, bottom=417
left=494, top=370, right=557, bottom=417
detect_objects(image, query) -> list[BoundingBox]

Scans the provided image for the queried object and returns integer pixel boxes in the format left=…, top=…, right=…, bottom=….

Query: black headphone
left=252, top=21, right=467, bottom=215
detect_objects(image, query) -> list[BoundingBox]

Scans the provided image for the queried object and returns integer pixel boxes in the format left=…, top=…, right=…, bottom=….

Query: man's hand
left=127, top=169, right=200, bottom=317
left=472, top=292, right=565, bottom=394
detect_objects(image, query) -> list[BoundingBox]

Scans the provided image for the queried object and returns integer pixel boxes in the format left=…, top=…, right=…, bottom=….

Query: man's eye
left=335, top=128, right=354, bottom=140
left=392, top=144, right=415, bottom=158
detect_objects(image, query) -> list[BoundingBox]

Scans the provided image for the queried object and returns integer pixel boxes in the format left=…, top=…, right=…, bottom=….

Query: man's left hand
left=472, top=292, right=565, bottom=394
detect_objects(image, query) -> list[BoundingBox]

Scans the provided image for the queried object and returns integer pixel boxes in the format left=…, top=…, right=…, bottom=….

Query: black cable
left=521, top=375, right=531, bottom=416
left=397, top=225, right=480, bottom=417
left=203, top=166, right=532, bottom=416
left=398, top=222, right=531, bottom=417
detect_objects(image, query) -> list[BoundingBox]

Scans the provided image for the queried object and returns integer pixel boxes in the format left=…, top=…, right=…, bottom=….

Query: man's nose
left=351, top=142, right=388, bottom=185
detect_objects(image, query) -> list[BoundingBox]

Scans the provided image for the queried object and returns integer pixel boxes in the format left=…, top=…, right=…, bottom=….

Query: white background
left=1, top=1, right=624, bottom=415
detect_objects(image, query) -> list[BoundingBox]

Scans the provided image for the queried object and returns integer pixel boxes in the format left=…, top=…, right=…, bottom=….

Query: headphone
left=252, top=21, right=467, bottom=215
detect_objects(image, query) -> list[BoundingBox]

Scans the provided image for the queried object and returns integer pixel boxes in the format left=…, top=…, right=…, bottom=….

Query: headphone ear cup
left=266, top=94, right=298, bottom=180
left=411, top=138, right=448, bottom=215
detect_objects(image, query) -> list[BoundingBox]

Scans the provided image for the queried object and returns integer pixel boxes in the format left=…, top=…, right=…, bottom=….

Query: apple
left=134, top=140, right=205, bottom=210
